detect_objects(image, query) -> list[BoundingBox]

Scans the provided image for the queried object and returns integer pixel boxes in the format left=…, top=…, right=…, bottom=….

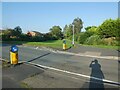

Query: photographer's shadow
left=89, top=59, right=105, bottom=90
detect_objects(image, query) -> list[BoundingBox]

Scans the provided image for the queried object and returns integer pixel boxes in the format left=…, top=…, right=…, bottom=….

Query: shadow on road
left=27, top=53, right=51, bottom=62
left=89, top=59, right=105, bottom=90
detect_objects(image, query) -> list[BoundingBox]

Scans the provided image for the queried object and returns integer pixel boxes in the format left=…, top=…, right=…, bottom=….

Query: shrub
left=84, top=35, right=102, bottom=45
left=101, top=37, right=119, bottom=46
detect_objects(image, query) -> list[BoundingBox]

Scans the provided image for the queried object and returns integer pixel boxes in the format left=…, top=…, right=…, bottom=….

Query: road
left=1, top=44, right=120, bottom=89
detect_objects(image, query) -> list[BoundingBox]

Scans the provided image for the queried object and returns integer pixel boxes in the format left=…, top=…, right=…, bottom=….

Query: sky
left=2, top=2, right=118, bottom=33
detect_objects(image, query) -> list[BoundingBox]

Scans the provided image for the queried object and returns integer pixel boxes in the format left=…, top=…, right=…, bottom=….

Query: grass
left=25, top=40, right=72, bottom=49
left=3, top=39, right=73, bottom=50
left=81, top=44, right=119, bottom=50
left=20, top=82, right=32, bottom=89
left=2, top=40, right=119, bottom=50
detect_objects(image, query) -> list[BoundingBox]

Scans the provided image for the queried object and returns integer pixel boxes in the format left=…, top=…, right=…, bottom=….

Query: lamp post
left=72, top=24, right=74, bottom=46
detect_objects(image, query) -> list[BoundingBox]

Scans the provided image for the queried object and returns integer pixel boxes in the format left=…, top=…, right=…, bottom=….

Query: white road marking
left=0, top=58, right=119, bottom=87
left=27, top=62, right=120, bottom=86
left=48, top=70, right=119, bottom=87
left=56, top=51, right=119, bottom=60
left=19, top=45, right=119, bottom=60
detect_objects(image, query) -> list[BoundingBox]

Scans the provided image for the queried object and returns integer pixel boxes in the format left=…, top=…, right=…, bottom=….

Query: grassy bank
left=2, top=40, right=119, bottom=50
left=2, top=40, right=73, bottom=50
left=25, top=40, right=73, bottom=49
left=81, top=44, right=119, bottom=50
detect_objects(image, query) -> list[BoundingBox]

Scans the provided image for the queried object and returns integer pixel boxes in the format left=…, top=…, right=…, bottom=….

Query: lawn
left=25, top=39, right=73, bottom=49
left=2, top=40, right=119, bottom=50
left=2, top=40, right=73, bottom=50
left=81, top=44, right=119, bottom=50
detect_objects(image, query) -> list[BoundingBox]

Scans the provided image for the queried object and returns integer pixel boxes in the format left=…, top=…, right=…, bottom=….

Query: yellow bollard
left=63, top=40, right=67, bottom=50
left=63, top=43, right=67, bottom=50
left=10, top=45, right=18, bottom=65
left=10, top=51, right=18, bottom=65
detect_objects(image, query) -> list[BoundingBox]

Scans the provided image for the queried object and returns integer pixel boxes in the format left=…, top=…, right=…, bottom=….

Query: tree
left=78, top=31, right=94, bottom=44
left=14, top=26, right=22, bottom=37
left=63, top=25, right=68, bottom=37
left=85, top=26, right=92, bottom=31
left=67, top=24, right=73, bottom=38
left=72, top=17, right=83, bottom=34
left=2, top=28, right=14, bottom=39
left=44, top=33, right=53, bottom=40
left=49, top=26, right=63, bottom=40
left=97, top=18, right=120, bottom=38
left=63, top=24, right=73, bottom=38
left=85, top=26, right=98, bottom=35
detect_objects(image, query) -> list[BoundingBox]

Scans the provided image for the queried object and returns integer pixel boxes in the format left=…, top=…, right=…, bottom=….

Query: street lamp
left=72, top=24, right=74, bottom=46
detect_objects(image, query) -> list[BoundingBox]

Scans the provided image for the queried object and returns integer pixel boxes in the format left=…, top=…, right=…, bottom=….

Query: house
left=27, top=31, right=42, bottom=37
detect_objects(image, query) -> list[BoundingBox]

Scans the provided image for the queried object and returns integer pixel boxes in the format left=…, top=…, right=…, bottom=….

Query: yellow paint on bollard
left=63, top=39, right=67, bottom=50
left=63, top=43, right=67, bottom=50
left=10, top=51, right=18, bottom=65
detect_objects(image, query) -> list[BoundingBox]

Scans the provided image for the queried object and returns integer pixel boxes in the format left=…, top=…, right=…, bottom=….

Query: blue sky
left=2, top=2, right=118, bottom=33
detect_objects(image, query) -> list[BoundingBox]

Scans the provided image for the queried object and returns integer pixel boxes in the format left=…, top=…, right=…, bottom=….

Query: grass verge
left=3, top=40, right=73, bottom=50
left=81, top=44, right=119, bottom=50
left=2, top=40, right=118, bottom=50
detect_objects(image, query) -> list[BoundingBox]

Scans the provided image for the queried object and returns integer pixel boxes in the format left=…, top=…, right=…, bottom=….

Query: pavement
left=67, top=44, right=119, bottom=57
left=1, top=44, right=120, bottom=89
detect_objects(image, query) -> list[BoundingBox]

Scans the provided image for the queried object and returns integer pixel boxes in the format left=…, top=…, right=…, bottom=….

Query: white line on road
left=27, top=62, right=120, bottom=86
left=55, top=51, right=119, bottom=60
left=0, top=58, right=119, bottom=87
left=20, top=45, right=119, bottom=60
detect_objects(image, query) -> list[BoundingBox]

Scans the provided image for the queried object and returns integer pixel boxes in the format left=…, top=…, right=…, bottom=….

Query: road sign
left=11, top=45, right=18, bottom=52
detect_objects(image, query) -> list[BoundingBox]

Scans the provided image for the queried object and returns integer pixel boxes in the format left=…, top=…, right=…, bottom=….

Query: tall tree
left=63, top=25, right=68, bottom=37
left=72, top=17, right=83, bottom=34
left=14, top=26, right=22, bottom=37
left=63, top=24, right=73, bottom=38
left=50, top=26, right=63, bottom=39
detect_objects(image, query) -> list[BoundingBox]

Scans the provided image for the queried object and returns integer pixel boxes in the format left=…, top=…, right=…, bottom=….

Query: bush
left=101, top=37, right=119, bottom=46
left=84, top=35, right=102, bottom=45
left=78, top=31, right=94, bottom=44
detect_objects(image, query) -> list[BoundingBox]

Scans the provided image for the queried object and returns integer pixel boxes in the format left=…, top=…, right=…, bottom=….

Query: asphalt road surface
left=1, top=44, right=120, bottom=89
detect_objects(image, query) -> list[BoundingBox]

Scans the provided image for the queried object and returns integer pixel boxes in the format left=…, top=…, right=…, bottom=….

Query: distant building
left=27, top=31, right=42, bottom=37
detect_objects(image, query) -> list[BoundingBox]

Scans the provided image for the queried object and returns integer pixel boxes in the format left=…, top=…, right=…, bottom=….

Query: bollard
left=63, top=40, right=67, bottom=50
left=10, top=45, right=18, bottom=65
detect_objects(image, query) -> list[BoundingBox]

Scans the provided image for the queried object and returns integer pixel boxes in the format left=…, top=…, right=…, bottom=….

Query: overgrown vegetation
left=1, top=17, right=120, bottom=48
